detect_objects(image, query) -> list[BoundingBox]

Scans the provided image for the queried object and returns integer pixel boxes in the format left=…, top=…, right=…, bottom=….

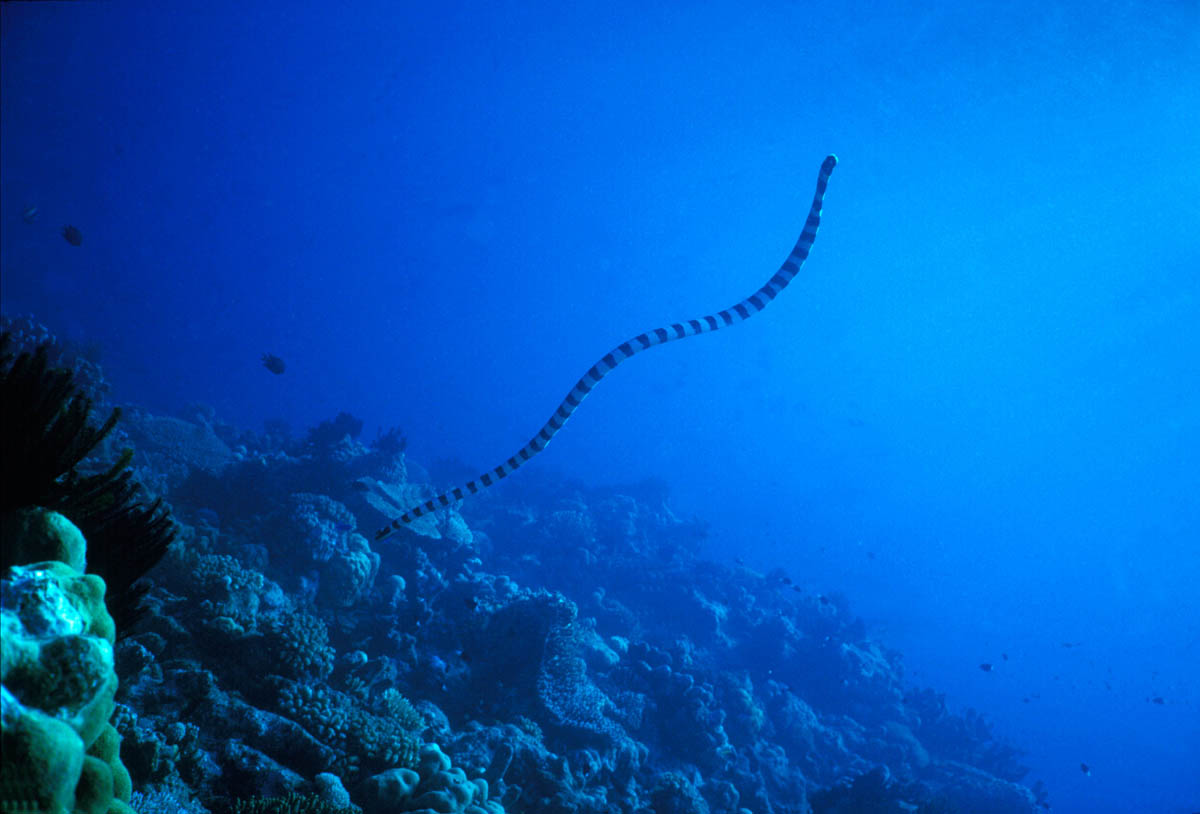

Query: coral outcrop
left=1, top=323, right=1046, bottom=812
left=1, top=509, right=134, bottom=814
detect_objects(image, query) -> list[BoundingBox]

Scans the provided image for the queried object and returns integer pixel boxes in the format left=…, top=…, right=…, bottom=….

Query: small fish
left=1061, top=641, right=1082, bottom=648
left=790, top=585, right=802, bottom=593
left=334, top=523, right=354, bottom=532
left=464, top=596, right=478, bottom=611
left=1001, top=653, right=1009, bottom=661
left=866, top=551, right=876, bottom=560
left=1080, top=763, right=1091, bottom=776
left=1150, top=696, right=1165, bottom=705
left=261, top=353, right=286, bottom=374
left=781, top=576, right=793, bottom=585
left=22, top=205, right=38, bottom=223
left=350, top=480, right=371, bottom=492
left=979, top=663, right=993, bottom=672
left=61, top=224, right=82, bottom=246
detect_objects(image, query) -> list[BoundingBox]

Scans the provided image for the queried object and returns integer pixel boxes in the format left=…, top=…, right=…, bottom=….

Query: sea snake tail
left=375, top=154, right=838, bottom=541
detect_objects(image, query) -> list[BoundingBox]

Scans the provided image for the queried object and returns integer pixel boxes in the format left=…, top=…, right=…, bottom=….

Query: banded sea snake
left=375, top=154, right=838, bottom=542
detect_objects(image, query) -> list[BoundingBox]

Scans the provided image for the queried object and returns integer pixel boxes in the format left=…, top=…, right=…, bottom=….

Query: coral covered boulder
left=0, top=508, right=133, bottom=814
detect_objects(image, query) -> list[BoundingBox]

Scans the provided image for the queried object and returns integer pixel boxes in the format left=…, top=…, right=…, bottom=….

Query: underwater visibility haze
left=1, top=2, right=1198, bottom=813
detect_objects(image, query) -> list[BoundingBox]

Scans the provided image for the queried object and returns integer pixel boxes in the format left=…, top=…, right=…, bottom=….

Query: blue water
left=2, top=2, right=1197, bottom=811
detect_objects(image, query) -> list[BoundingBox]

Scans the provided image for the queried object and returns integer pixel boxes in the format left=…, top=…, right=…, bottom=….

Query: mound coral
left=1, top=509, right=133, bottom=814
left=358, top=743, right=503, bottom=814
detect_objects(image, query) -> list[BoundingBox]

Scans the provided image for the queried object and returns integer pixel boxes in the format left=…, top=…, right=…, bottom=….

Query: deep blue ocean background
left=2, top=2, right=1197, bottom=811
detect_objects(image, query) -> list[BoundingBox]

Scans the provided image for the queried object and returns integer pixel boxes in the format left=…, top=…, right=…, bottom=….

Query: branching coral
left=269, top=679, right=422, bottom=780
left=229, top=792, right=356, bottom=814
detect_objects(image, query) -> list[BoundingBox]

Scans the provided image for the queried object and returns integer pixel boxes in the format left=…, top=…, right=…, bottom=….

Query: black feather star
left=0, top=332, right=175, bottom=634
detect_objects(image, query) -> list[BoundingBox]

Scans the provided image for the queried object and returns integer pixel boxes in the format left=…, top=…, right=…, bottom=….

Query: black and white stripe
left=375, top=154, right=837, bottom=541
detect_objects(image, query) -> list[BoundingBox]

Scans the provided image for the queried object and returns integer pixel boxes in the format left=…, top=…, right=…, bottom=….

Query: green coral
left=1, top=508, right=87, bottom=573
left=1, top=510, right=133, bottom=814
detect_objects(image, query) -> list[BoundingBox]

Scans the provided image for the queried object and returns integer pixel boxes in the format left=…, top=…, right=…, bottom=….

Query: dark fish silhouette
left=979, top=663, right=993, bottom=672
left=261, top=353, right=286, bottom=374
left=1080, top=763, right=1091, bottom=776
left=22, top=205, right=38, bottom=223
left=62, top=225, right=82, bottom=246
left=1150, top=696, right=1165, bottom=705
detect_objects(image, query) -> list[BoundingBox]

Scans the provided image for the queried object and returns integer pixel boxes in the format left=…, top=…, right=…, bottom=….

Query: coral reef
left=3, top=321, right=1046, bottom=813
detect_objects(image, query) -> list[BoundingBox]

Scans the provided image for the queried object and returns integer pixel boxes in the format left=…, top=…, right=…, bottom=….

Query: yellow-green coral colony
left=0, top=510, right=134, bottom=814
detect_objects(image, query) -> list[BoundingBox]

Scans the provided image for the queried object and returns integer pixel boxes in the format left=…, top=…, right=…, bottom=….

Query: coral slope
left=2, top=329, right=1046, bottom=813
